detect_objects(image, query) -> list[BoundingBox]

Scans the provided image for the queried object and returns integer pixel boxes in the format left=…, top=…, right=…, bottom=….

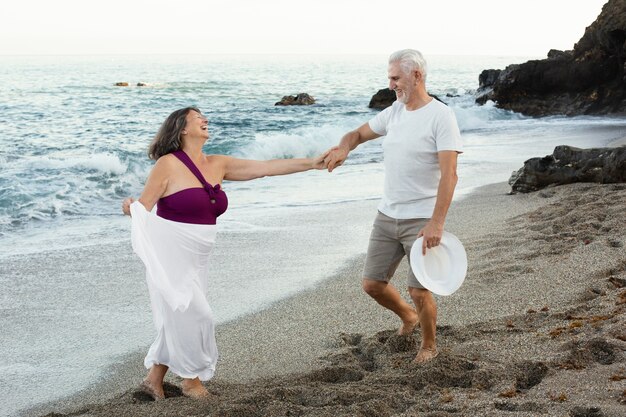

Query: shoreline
left=18, top=126, right=626, bottom=416
left=29, top=178, right=626, bottom=416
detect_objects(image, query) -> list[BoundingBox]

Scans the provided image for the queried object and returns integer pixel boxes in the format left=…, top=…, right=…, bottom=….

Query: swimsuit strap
left=172, top=150, right=210, bottom=186
left=172, top=150, right=221, bottom=198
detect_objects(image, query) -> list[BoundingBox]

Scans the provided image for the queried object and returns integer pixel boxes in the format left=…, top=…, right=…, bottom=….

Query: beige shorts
left=363, top=211, right=429, bottom=288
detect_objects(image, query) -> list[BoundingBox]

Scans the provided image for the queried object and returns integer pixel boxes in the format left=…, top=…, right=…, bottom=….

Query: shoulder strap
left=172, top=150, right=210, bottom=187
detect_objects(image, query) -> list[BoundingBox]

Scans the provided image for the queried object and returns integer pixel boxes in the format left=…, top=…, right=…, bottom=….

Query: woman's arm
left=221, top=151, right=328, bottom=181
left=122, top=156, right=171, bottom=215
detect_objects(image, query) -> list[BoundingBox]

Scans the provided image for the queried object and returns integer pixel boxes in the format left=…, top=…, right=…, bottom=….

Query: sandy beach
left=29, top=171, right=626, bottom=417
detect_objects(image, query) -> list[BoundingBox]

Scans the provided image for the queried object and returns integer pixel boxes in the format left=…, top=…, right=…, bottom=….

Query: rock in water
left=369, top=88, right=397, bottom=109
left=275, top=93, right=315, bottom=106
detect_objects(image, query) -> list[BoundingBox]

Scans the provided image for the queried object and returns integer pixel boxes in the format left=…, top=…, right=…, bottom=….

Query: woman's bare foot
left=413, top=347, right=439, bottom=364
left=398, top=310, right=419, bottom=335
left=182, top=378, right=210, bottom=399
left=139, top=379, right=165, bottom=400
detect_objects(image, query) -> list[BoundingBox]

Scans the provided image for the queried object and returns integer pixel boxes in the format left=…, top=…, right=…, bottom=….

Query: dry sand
left=38, top=181, right=626, bottom=417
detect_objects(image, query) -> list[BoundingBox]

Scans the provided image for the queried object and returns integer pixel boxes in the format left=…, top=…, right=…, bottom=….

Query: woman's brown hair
left=148, top=106, right=200, bottom=160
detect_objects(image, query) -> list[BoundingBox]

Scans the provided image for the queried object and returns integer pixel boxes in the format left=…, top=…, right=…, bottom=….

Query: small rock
left=115, top=82, right=129, bottom=87
left=275, top=93, right=315, bottom=106
left=570, top=406, right=604, bottom=417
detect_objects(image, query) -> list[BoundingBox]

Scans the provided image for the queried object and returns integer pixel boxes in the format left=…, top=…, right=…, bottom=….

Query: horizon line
left=0, top=52, right=542, bottom=58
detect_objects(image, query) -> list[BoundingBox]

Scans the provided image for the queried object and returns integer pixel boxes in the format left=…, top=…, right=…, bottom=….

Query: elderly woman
left=122, top=107, right=327, bottom=400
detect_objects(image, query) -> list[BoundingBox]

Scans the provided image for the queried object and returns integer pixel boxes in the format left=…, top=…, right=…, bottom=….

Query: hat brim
left=410, top=231, right=467, bottom=296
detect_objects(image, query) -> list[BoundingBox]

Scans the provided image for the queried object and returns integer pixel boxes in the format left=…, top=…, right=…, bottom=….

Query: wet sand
left=32, top=178, right=626, bottom=417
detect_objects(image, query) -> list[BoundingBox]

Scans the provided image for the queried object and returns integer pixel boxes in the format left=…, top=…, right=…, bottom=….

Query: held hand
left=324, top=146, right=349, bottom=172
left=122, top=197, right=135, bottom=216
left=312, top=149, right=331, bottom=170
left=417, top=220, right=444, bottom=255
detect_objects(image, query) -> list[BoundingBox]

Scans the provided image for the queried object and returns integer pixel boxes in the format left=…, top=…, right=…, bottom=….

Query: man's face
left=388, top=62, right=419, bottom=104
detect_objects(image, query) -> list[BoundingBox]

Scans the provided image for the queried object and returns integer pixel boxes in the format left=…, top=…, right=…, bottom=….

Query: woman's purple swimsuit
left=156, top=150, right=228, bottom=225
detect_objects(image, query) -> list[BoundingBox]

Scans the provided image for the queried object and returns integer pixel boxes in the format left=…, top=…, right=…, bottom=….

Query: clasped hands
left=314, top=146, right=349, bottom=172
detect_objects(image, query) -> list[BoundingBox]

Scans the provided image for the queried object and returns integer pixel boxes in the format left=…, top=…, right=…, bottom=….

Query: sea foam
left=34, top=153, right=127, bottom=175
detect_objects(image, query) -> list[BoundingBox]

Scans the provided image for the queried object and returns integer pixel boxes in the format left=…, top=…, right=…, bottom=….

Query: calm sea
left=1, top=54, right=625, bottom=416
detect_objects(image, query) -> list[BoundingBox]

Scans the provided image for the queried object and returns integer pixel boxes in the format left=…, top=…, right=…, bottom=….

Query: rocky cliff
left=476, top=0, right=626, bottom=116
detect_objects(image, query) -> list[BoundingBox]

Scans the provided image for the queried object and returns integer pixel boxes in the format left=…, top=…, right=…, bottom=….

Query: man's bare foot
left=182, top=380, right=210, bottom=399
left=413, top=347, right=439, bottom=364
left=140, top=379, right=165, bottom=400
left=398, top=311, right=419, bottom=335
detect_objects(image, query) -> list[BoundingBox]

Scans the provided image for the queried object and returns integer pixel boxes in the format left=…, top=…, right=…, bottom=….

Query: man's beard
left=395, top=89, right=408, bottom=104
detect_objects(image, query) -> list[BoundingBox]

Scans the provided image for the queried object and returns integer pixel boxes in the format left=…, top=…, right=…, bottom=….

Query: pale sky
left=0, top=0, right=609, bottom=56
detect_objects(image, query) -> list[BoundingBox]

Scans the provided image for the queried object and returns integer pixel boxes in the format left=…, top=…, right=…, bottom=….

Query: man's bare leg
left=362, top=279, right=419, bottom=335
left=409, top=287, right=438, bottom=363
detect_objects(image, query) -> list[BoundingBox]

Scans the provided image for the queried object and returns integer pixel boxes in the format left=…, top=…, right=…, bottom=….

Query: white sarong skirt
left=130, top=201, right=218, bottom=381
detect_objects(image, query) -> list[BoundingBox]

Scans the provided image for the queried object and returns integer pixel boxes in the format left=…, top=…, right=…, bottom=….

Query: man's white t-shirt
left=368, top=98, right=463, bottom=219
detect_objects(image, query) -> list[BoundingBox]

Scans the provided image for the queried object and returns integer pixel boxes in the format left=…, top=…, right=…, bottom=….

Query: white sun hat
left=410, top=231, right=468, bottom=296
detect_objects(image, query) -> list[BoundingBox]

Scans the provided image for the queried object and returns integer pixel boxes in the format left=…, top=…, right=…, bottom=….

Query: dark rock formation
left=508, top=145, right=626, bottom=193
left=275, top=93, right=315, bottom=106
left=477, top=0, right=626, bottom=116
left=368, top=89, right=446, bottom=110
left=478, top=69, right=501, bottom=90
left=369, top=88, right=397, bottom=109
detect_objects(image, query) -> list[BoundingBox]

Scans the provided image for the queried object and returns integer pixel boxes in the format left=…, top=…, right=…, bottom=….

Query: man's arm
left=418, top=150, right=459, bottom=255
left=325, top=123, right=380, bottom=172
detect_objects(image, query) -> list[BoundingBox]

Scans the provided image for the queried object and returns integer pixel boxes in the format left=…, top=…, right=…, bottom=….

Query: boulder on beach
left=275, top=93, right=315, bottom=106
left=477, top=0, right=626, bottom=116
left=508, top=145, right=626, bottom=193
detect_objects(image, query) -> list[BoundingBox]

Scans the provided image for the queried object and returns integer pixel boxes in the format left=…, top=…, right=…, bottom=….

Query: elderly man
left=325, top=49, right=463, bottom=363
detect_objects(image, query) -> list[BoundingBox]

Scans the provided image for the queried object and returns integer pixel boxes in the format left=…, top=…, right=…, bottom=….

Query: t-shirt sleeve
left=368, top=105, right=394, bottom=136
left=435, top=107, right=463, bottom=153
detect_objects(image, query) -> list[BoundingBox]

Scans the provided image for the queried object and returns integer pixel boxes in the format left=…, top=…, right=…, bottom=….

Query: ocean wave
left=33, top=153, right=127, bottom=175
left=0, top=151, right=148, bottom=233
left=448, top=95, right=527, bottom=132
left=236, top=122, right=357, bottom=160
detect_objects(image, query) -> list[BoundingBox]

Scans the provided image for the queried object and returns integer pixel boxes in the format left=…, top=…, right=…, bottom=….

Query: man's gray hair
left=389, top=49, right=428, bottom=81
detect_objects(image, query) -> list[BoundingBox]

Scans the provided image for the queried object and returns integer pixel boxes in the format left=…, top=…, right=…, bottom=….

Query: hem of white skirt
left=144, top=359, right=216, bottom=382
